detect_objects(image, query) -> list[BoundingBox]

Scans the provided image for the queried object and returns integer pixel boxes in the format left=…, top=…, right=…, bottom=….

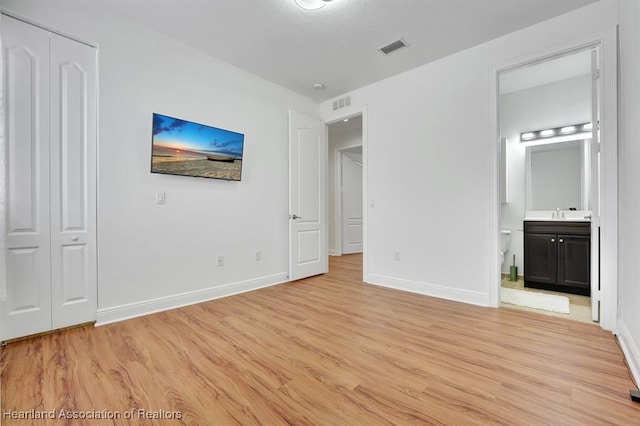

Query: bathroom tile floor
left=501, top=277, right=594, bottom=324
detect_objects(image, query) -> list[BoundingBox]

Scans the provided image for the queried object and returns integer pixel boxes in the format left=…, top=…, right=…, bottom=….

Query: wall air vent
left=379, top=39, right=408, bottom=55
left=332, top=95, right=351, bottom=111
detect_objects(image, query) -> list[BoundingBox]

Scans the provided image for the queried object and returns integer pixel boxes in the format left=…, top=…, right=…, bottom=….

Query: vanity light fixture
left=294, top=0, right=332, bottom=10
left=521, top=132, right=535, bottom=141
left=519, top=122, right=593, bottom=146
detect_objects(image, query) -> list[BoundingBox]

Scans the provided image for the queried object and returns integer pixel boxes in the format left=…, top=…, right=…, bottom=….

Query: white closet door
left=0, top=16, right=52, bottom=340
left=49, top=33, right=97, bottom=328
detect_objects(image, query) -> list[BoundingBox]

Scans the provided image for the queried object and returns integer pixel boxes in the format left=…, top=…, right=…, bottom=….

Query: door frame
left=488, top=27, right=618, bottom=332
left=334, top=144, right=363, bottom=256
left=324, top=107, right=368, bottom=281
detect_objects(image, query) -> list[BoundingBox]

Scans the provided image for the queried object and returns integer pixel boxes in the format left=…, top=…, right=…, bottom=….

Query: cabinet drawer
left=524, top=221, right=590, bottom=236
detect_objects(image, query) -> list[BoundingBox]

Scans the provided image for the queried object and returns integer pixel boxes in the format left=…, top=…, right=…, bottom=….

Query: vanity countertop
left=523, top=210, right=592, bottom=222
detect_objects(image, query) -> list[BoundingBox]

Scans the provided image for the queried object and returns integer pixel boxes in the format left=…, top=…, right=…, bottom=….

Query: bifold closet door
left=1, top=16, right=53, bottom=339
left=0, top=16, right=97, bottom=341
left=49, top=32, right=97, bottom=329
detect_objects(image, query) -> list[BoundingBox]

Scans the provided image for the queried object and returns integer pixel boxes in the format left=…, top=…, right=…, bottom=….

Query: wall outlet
left=394, top=250, right=400, bottom=261
left=255, top=251, right=262, bottom=261
left=216, top=255, right=224, bottom=267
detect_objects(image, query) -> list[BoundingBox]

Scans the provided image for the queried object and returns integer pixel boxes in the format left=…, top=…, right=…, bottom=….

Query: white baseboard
left=329, top=249, right=341, bottom=256
left=96, top=272, right=289, bottom=326
left=366, top=274, right=490, bottom=307
left=618, top=319, right=640, bottom=387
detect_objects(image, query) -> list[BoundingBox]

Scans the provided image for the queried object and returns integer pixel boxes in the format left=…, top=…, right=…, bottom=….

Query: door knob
left=291, top=214, right=302, bottom=220
left=71, top=236, right=79, bottom=241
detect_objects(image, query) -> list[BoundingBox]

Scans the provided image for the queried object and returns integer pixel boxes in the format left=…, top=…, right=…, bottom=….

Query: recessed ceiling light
left=343, top=118, right=349, bottom=122
left=295, top=0, right=332, bottom=10
left=313, top=83, right=325, bottom=90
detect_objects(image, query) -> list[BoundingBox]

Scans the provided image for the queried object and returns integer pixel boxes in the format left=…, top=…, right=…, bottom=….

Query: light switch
left=156, top=192, right=166, bottom=204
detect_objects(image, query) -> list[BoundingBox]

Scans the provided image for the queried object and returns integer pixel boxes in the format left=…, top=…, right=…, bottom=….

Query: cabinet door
left=558, top=235, right=590, bottom=290
left=0, top=16, right=52, bottom=341
left=49, top=33, right=97, bottom=329
left=524, top=233, right=557, bottom=285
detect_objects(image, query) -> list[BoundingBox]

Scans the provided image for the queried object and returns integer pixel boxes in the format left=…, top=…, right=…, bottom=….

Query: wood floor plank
left=1, top=253, right=639, bottom=425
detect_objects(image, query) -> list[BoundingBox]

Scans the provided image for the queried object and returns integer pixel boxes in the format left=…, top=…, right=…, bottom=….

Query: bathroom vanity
left=523, top=220, right=590, bottom=296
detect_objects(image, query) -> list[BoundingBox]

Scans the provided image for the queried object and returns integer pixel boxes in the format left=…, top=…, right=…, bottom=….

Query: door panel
left=7, top=46, right=40, bottom=233
left=7, top=247, right=44, bottom=313
left=59, top=61, right=87, bottom=231
left=297, top=128, right=321, bottom=222
left=289, top=111, right=327, bottom=281
left=61, top=245, right=89, bottom=304
left=0, top=16, right=52, bottom=340
left=524, top=233, right=557, bottom=285
left=49, top=32, right=97, bottom=328
left=558, top=235, right=590, bottom=289
left=298, top=230, right=320, bottom=264
left=341, top=153, right=363, bottom=254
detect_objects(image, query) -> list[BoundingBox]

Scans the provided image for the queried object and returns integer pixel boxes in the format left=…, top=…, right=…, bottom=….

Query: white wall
left=500, top=75, right=591, bottom=274
left=0, top=0, right=318, bottom=322
left=618, top=0, right=640, bottom=386
left=328, top=128, right=362, bottom=254
left=320, top=0, right=617, bottom=306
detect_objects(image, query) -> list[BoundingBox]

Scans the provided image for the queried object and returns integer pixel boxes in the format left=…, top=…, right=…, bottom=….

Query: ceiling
left=93, top=0, right=598, bottom=102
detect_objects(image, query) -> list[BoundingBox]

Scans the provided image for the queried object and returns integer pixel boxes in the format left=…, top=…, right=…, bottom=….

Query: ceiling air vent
left=332, top=95, right=351, bottom=111
left=379, top=39, right=408, bottom=55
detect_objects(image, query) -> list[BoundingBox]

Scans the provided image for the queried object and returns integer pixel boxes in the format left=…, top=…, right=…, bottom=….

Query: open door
left=589, top=47, right=601, bottom=322
left=289, top=110, right=327, bottom=281
left=341, top=151, right=363, bottom=254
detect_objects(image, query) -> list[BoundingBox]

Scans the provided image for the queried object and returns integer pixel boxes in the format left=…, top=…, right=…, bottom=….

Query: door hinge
left=593, top=69, right=600, bottom=80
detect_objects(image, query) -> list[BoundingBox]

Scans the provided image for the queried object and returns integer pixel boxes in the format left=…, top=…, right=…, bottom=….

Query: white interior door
left=341, top=152, right=363, bottom=254
left=49, top=32, right=97, bottom=328
left=289, top=110, right=327, bottom=281
left=0, top=16, right=53, bottom=340
left=589, top=47, right=600, bottom=322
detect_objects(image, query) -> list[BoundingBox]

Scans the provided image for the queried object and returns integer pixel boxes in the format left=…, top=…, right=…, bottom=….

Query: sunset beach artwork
left=151, top=113, right=245, bottom=181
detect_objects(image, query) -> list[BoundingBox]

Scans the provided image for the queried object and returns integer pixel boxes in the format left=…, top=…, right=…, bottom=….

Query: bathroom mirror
left=525, top=139, right=591, bottom=211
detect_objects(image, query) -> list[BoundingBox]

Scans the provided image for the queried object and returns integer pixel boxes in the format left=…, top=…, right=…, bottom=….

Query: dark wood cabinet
left=524, top=221, right=590, bottom=296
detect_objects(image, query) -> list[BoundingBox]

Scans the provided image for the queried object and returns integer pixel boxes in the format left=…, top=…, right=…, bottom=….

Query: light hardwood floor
left=2, top=254, right=639, bottom=425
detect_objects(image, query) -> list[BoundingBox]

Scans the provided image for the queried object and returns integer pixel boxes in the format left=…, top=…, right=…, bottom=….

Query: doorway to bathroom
left=496, top=45, right=607, bottom=324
